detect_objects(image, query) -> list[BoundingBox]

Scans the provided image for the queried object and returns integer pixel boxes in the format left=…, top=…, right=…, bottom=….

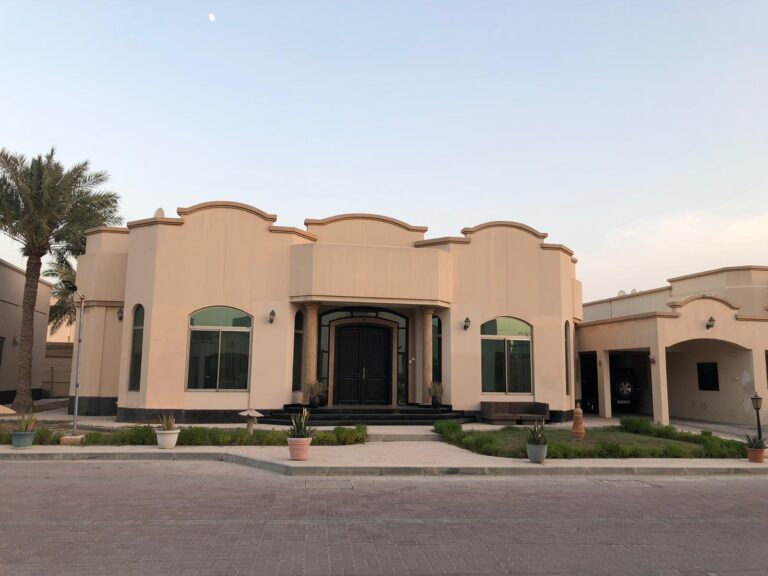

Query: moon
left=208, top=13, right=216, bottom=22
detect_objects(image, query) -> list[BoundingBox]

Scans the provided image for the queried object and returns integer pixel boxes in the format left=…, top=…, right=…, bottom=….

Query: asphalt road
left=1, top=461, right=766, bottom=576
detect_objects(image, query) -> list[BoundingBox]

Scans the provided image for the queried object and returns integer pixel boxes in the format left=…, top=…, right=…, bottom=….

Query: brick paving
left=1, top=461, right=768, bottom=575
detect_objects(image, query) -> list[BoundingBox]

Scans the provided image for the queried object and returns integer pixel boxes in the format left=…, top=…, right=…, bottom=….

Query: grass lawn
left=434, top=418, right=747, bottom=459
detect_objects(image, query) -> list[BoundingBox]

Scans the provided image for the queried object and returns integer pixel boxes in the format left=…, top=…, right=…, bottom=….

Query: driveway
left=1, top=460, right=767, bottom=575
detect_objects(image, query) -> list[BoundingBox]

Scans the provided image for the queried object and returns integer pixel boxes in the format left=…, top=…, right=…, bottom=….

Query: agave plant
left=427, top=381, right=444, bottom=400
left=526, top=422, right=547, bottom=446
left=743, top=433, right=766, bottom=449
left=16, top=412, right=36, bottom=432
left=158, top=412, right=176, bottom=431
left=304, top=380, right=328, bottom=401
left=288, top=408, right=314, bottom=438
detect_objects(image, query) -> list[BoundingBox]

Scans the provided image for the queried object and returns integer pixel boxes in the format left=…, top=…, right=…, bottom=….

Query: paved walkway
left=1, top=441, right=764, bottom=476
left=3, top=460, right=768, bottom=575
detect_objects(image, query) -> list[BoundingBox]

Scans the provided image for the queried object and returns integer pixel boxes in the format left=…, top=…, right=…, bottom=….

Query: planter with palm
left=0, top=148, right=121, bottom=412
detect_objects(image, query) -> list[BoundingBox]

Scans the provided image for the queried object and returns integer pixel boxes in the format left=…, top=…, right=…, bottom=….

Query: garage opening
left=578, top=352, right=599, bottom=414
left=609, top=351, right=652, bottom=416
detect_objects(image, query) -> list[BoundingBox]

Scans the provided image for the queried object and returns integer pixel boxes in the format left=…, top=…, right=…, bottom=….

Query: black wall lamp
left=117, top=308, right=124, bottom=321
left=269, top=309, right=276, bottom=324
left=463, top=317, right=471, bottom=331
left=705, top=316, right=716, bottom=329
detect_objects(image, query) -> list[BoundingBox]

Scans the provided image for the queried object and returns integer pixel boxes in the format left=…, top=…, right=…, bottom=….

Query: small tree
left=0, top=148, right=121, bottom=411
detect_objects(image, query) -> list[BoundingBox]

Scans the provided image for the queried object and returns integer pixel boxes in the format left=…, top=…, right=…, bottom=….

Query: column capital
left=422, top=306, right=436, bottom=316
left=304, top=302, right=320, bottom=311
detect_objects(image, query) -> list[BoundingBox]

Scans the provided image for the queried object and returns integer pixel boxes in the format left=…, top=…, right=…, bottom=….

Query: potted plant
left=427, top=381, right=444, bottom=409
left=287, top=408, right=314, bottom=461
left=305, top=381, right=328, bottom=409
left=155, top=412, right=180, bottom=449
left=744, top=433, right=766, bottom=463
left=526, top=421, right=548, bottom=463
left=11, top=412, right=36, bottom=449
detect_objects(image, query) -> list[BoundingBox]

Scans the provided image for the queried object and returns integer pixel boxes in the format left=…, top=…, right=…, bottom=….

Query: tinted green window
left=190, top=307, right=252, bottom=328
left=507, top=340, right=532, bottom=393
left=480, top=317, right=532, bottom=337
left=128, top=305, right=144, bottom=391
left=187, top=330, right=220, bottom=389
left=481, top=339, right=506, bottom=392
left=292, top=311, right=304, bottom=392
left=218, top=332, right=250, bottom=389
left=187, top=307, right=252, bottom=390
left=432, top=315, right=442, bottom=382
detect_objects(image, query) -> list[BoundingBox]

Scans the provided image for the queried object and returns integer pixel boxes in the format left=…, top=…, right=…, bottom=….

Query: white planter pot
left=155, top=429, right=180, bottom=449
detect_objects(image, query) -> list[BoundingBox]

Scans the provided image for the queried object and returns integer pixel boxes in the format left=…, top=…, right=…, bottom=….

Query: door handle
left=362, top=367, right=366, bottom=380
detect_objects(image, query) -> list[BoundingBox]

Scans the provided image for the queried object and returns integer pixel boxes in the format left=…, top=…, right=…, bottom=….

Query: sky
left=1, top=1, right=766, bottom=301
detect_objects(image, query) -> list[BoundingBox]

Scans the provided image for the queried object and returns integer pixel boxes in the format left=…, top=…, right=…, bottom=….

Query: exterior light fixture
left=752, top=393, right=763, bottom=440
left=649, top=356, right=656, bottom=364
left=117, top=308, right=124, bottom=321
left=463, top=317, right=471, bottom=331
left=269, top=309, right=276, bottom=324
left=705, top=317, right=715, bottom=329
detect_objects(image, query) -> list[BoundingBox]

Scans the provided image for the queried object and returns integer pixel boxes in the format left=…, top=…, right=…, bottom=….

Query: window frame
left=564, top=320, right=571, bottom=396
left=480, top=317, right=534, bottom=395
left=292, top=310, right=304, bottom=392
left=186, top=307, right=252, bottom=392
left=432, top=315, right=442, bottom=383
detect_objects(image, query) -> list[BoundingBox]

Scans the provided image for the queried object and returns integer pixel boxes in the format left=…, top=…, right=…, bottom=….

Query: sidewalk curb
left=2, top=450, right=767, bottom=477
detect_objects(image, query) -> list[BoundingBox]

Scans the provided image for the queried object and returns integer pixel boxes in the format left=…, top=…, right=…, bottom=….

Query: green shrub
left=434, top=420, right=464, bottom=441
left=0, top=431, right=10, bottom=444
left=619, top=416, right=655, bottom=435
left=249, top=430, right=288, bottom=446
left=106, top=426, right=156, bottom=445
left=313, top=431, right=338, bottom=446
left=83, top=431, right=105, bottom=445
left=178, top=427, right=210, bottom=446
left=31, top=428, right=64, bottom=445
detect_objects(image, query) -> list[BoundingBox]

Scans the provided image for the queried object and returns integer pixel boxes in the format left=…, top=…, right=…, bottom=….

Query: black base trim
left=68, top=396, right=118, bottom=416
left=116, top=407, right=275, bottom=424
left=548, top=410, right=574, bottom=423
left=0, top=388, right=43, bottom=404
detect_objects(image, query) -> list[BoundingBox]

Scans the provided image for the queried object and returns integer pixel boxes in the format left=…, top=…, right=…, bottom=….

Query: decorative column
left=422, top=307, right=434, bottom=405
left=596, top=349, right=612, bottom=419
left=649, top=337, right=670, bottom=425
left=302, top=303, right=319, bottom=402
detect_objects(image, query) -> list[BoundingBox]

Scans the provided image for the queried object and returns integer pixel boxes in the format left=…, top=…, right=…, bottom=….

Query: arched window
left=480, top=317, right=533, bottom=394
left=292, top=311, right=304, bottom=392
left=564, top=321, right=571, bottom=396
left=187, top=306, right=252, bottom=390
left=432, top=315, right=442, bottom=383
left=128, top=305, right=144, bottom=391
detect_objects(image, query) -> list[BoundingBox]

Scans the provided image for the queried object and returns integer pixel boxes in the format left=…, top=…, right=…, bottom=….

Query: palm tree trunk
left=12, top=253, right=43, bottom=413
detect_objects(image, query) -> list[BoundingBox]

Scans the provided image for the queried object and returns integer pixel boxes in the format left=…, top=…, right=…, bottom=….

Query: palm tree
left=0, top=148, right=121, bottom=411
left=44, top=253, right=77, bottom=335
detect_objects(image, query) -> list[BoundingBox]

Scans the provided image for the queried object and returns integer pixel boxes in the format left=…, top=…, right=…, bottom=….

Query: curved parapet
left=460, top=221, right=548, bottom=240
left=177, top=201, right=277, bottom=222
left=305, top=213, right=427, bottom=232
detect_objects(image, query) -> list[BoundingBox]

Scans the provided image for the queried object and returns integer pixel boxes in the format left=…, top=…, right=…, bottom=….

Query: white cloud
left=579, top=211, right=768, bottom=301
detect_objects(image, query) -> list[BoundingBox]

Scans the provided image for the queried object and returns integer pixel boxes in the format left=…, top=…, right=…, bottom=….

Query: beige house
left=577, top=266, right=768, bottom=426
left=71, top=201, right=581, bottom=422
left=0, top=258, right=51, bottom=403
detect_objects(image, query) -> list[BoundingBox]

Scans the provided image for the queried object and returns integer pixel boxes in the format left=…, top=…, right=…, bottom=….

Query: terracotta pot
left=288, top=437, right=312, bottom=461
left=155, top=429, right=180, bottom=449
left=747, top=448, right=765, bottom=464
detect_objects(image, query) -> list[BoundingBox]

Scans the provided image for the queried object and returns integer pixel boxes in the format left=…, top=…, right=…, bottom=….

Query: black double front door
left=334, top=325, right=391, bottom=405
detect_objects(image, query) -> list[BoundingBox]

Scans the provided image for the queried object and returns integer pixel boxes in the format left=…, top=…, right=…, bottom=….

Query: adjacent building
left=0, top=258, right=51, bottom=403
left=577, top=266, right=768, bottom=426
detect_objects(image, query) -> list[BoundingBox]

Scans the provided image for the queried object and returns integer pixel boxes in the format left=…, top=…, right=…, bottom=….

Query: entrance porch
left=295, top=304, right=443, bottom=408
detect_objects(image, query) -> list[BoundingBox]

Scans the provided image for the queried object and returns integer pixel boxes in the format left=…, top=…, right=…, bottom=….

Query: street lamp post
left=63, top=281, right=85, bottom=436
left=751, top=393, right=763, bottom=440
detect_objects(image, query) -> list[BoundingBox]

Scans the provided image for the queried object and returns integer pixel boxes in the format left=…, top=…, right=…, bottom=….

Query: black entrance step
left=260, top=404, right=469, bottom=426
